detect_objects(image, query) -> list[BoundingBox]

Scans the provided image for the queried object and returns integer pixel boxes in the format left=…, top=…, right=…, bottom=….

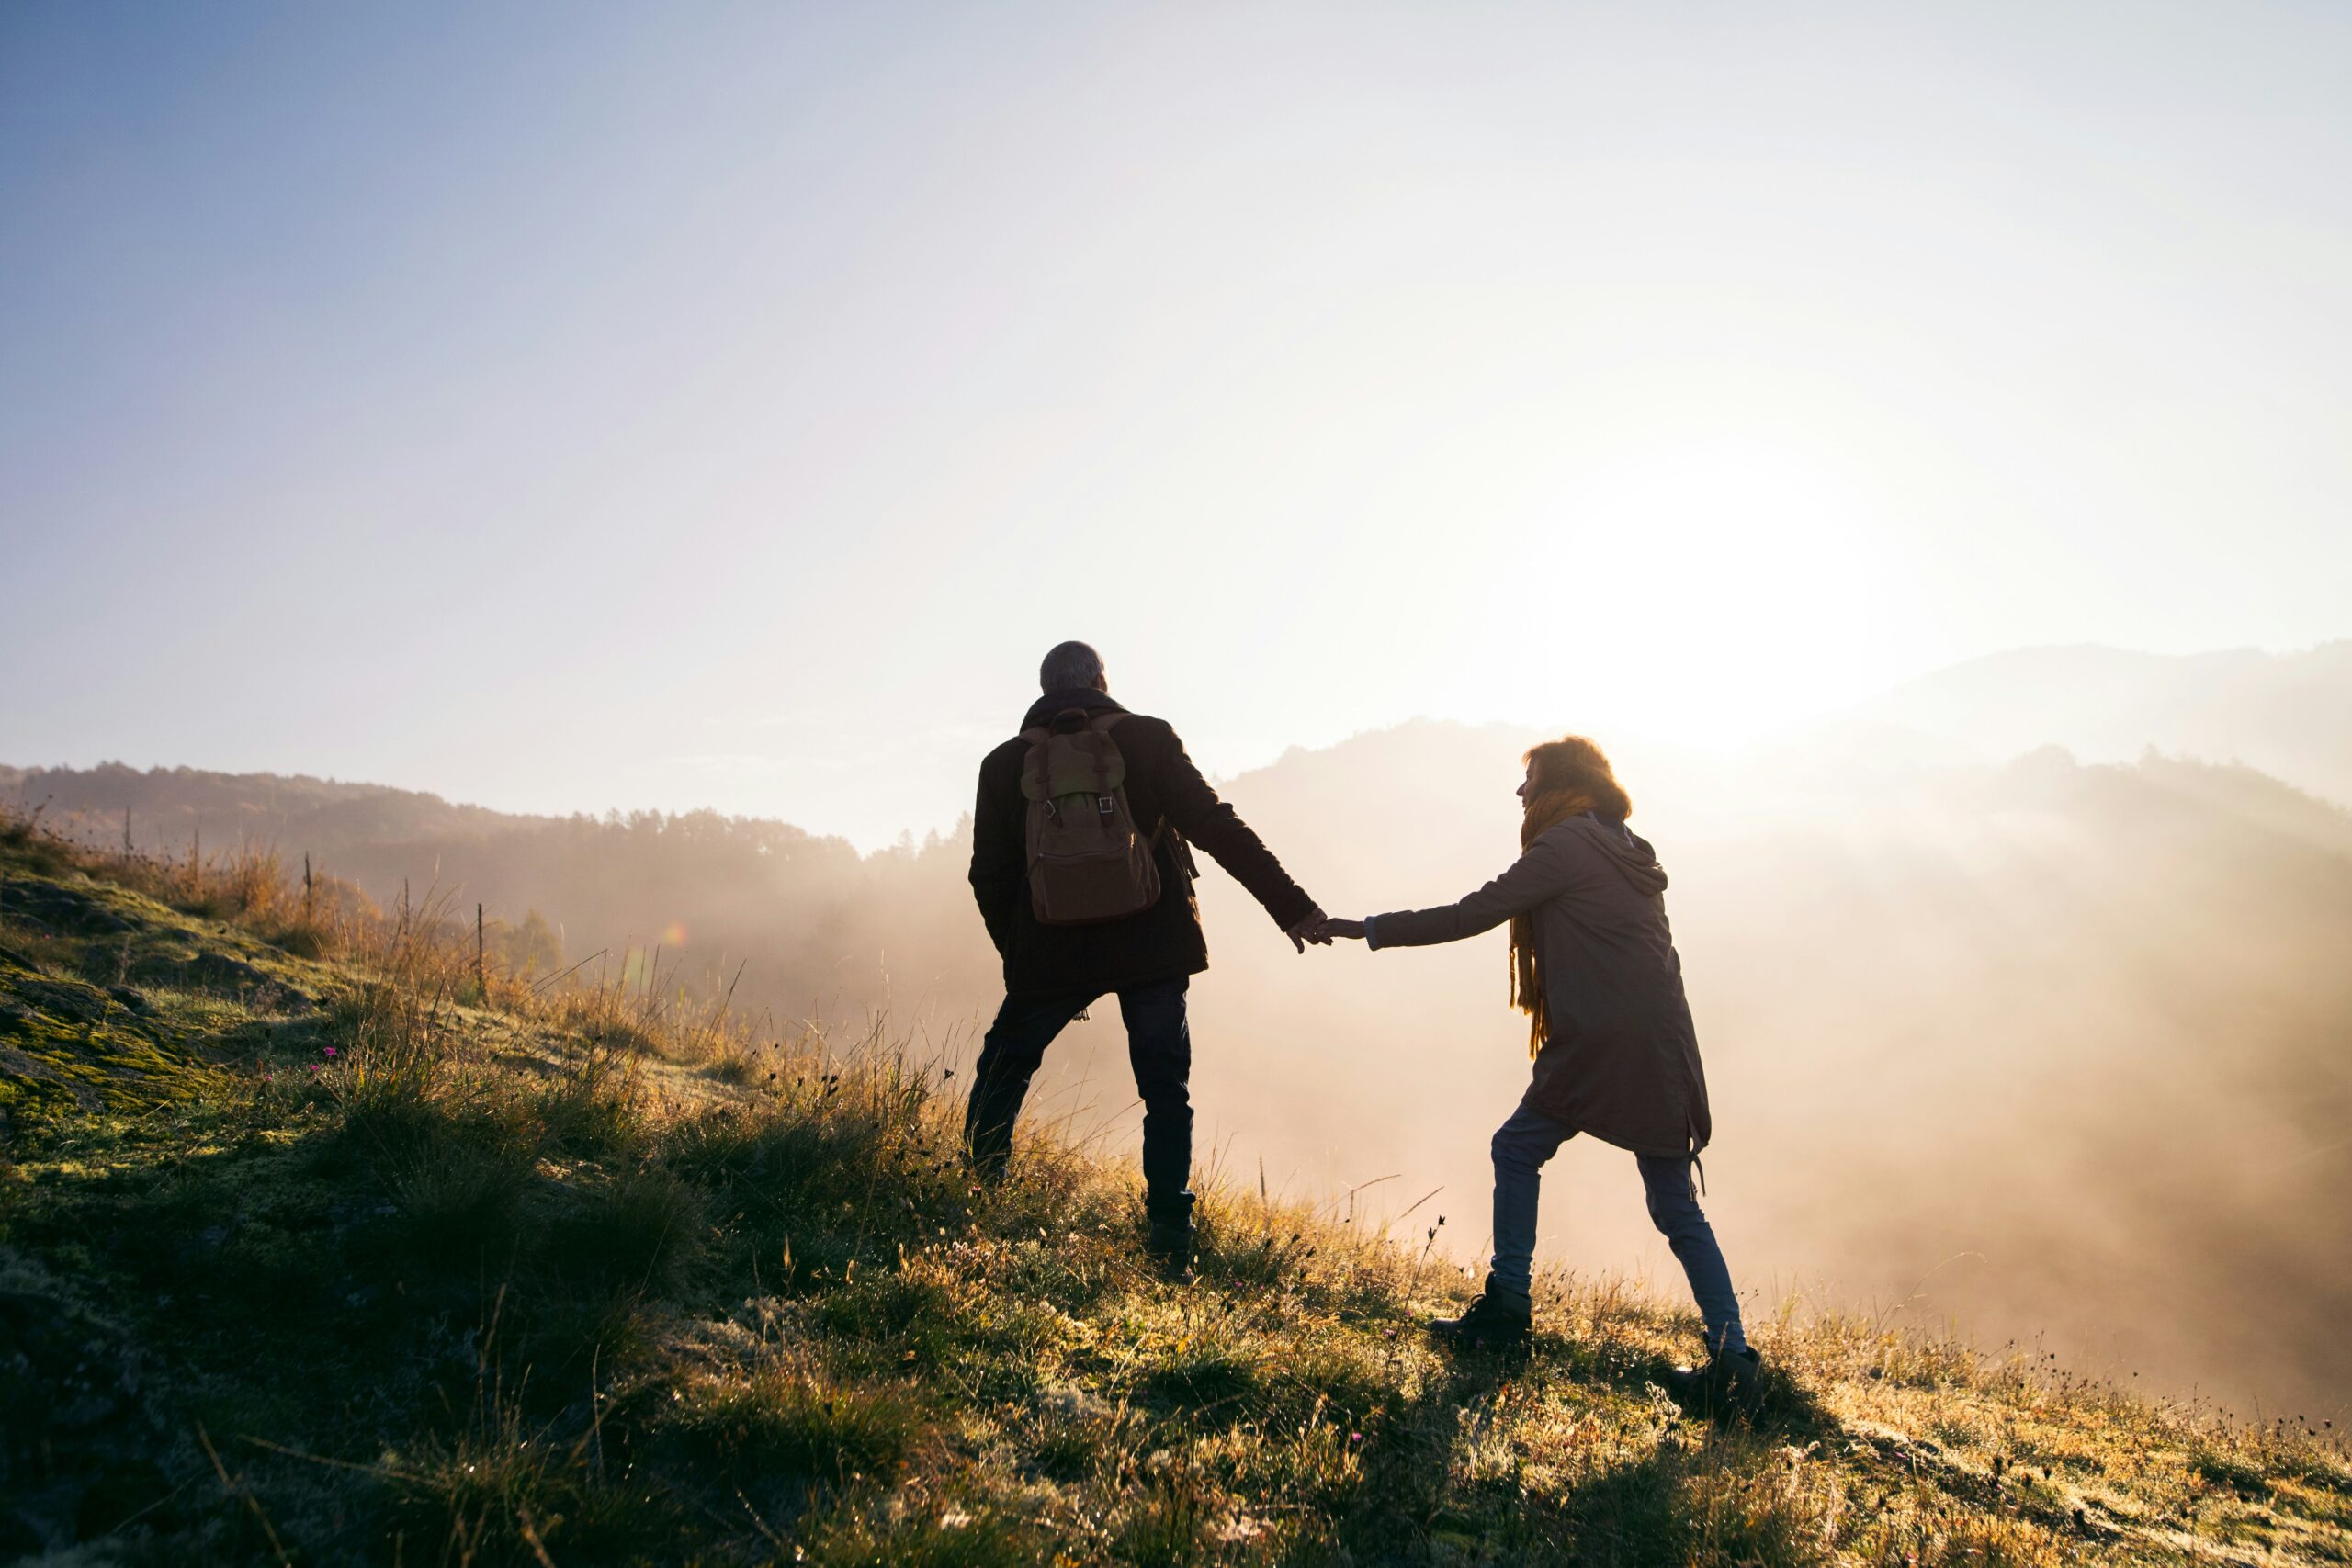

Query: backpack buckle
left=1096, top=795, right=1115, bottom=815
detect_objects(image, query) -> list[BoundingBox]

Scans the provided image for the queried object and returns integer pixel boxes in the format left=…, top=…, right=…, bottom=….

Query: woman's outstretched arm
left=1349, top=828, right=1583, bottom=950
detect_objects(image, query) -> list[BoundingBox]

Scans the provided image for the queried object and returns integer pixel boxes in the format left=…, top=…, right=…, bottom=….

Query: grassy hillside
left=3, top=821, right=2348, bottom=1566
left=4, top=760, right=986, bottom=1039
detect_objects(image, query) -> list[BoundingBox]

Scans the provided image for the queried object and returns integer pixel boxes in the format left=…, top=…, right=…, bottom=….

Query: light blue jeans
left=1488, top=1103, right=1747, bottom=1355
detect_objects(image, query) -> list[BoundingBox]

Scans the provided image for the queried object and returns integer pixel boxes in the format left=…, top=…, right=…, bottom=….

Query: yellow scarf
left=1510, top=789, right=1597, bottom=1057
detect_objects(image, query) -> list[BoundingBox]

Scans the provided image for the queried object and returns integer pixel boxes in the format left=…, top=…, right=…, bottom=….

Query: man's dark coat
left=969, top=690, right=1317, bottom=996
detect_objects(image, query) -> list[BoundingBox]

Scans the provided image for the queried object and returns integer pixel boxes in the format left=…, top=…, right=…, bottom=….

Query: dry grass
left=5, top=807, right=2349, bottom=1565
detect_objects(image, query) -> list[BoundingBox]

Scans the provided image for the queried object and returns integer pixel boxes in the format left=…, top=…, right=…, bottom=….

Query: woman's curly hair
left=1522, top=734, right=1632, bottom=821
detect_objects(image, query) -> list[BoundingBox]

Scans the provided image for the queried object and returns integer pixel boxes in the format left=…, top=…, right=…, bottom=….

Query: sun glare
left=1530, top=439, right=1893, bottom=744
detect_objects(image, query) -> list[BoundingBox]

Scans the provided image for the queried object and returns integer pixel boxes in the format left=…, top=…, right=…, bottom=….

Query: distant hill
left=1860, top=641, right=2352, bottom=805
left=1, top=761, right=989, bottom=1026
left=0, top=760, right=543, bottom=850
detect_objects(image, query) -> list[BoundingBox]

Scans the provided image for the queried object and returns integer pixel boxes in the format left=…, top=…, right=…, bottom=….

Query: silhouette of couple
left=965, top=641, right=1758, bottom=1401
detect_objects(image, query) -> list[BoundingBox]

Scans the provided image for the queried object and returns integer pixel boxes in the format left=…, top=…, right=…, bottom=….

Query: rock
left=1041, top=1382, right=1108, bottom=1419
left=185, top=953, right=277, bottom=994
left=0, top=1506, right=42, bottom=1560
left=0, top=881, right=139, bottom=937
left=132, top=952, right=315, bottom=1013
left=0, top=1268, right=173, bottom=1553
left=74, top=1456, right=172, bottom=1540
left=107, top=986, right=149, bottom=1014
left=51, top=1386, right=124, bottom=1429
left=3, top=974, right=119, bottom=1027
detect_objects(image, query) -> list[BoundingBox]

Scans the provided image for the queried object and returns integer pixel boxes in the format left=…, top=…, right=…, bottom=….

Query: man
left=966, top=640, right=1328, bottom=1275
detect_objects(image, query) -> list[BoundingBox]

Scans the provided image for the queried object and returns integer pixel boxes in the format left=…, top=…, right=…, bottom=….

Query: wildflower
left=322, top=1045, right=337, bottom=1057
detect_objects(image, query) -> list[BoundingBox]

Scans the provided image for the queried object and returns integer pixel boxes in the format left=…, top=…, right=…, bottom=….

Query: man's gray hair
left=1039, top=640, right=1106, bottom=693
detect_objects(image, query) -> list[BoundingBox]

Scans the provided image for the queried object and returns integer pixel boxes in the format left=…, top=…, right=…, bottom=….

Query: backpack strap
left=1092, top=713, right=1133, bottom=808
left=1086, top=714, right=1180, bottom=856
left=1018, top=722, right=1055, bottom=804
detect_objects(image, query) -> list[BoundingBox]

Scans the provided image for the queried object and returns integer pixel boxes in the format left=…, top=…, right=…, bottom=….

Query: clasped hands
left=1283, top=908, right=1369, bottom=953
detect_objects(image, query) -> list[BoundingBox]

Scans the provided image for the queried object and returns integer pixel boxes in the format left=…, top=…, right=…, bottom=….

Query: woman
left=1324, top=735, right=1758, bottom=1401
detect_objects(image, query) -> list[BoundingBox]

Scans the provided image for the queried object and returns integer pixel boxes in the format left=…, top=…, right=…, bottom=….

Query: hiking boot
left=1145, top=1221, right=1193, bottom=1280
left=1661, top=1345, right=1763, bottom=1410
left=1430, top=1278, right=1532, bottom=1350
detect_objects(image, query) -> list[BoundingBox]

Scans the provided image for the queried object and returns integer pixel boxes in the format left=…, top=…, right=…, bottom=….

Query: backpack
left=1019, top=708, right=1164, bottom=924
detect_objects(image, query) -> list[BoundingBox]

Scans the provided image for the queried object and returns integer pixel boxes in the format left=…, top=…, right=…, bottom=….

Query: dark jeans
left=963, top=975, right=1194, bottom=1225
left=1489, top=1103, right=1747, bottom=1355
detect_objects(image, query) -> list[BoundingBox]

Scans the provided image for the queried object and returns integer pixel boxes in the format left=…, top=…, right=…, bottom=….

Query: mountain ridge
left=14, top=635, right=2351, bottom=854
left=1858, top=639, right=2352, bottom=804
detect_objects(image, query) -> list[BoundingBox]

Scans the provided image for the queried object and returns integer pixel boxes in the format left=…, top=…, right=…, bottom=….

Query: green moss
left=0, top=986, right=227, bottom=1122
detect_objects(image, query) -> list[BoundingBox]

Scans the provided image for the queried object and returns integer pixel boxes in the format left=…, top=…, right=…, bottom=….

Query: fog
left=1175, top=723, right=2352, bottom=1423
left=14, top=667, right=2352, bottom=1419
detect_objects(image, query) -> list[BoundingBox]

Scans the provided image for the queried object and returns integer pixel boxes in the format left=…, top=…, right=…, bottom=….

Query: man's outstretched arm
left=967, top=763, right=1023, bottom=955
left=1149, top=723, right=1327, bottom=948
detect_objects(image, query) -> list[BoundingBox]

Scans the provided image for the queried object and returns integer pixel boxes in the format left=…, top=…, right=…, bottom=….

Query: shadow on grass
left=1322, top=1329, right=1845, bottom=1566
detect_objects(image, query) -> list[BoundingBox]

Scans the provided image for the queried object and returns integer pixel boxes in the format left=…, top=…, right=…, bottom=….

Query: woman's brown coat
left=1369, top=814, right=1712, bottom=1157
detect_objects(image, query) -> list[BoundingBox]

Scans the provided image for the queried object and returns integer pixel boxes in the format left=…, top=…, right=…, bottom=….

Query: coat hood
left=1567, top=812, right=1669, bottom=896
left=1021, top=688, right=1128, bottom=732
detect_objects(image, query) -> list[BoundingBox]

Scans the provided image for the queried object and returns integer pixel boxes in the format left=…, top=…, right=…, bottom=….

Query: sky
left=5, top=2, right=2349, bottom=849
